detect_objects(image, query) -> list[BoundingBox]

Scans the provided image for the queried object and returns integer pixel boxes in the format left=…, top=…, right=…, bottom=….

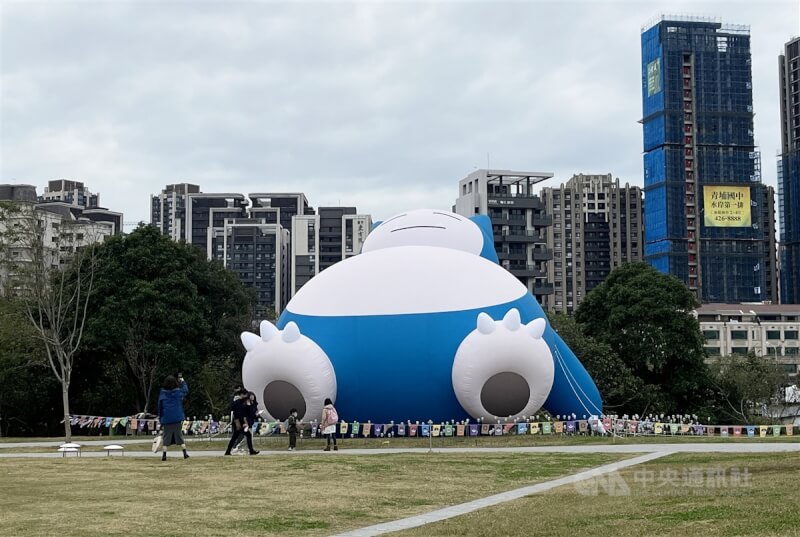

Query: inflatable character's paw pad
left=240, top=320, right=337, bottom=422
left=452, top=309, right=555, bottom=421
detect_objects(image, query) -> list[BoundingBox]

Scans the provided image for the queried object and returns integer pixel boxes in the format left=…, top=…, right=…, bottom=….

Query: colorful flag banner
left=707, top=426, right=715, bottom=436
left=530, top=422, right=540, bottom=434
left=746, top=426, right=755, bottom=437
left=654, top=423, right=663, bottom=434
left=481, top=424, right=490, bottom=435
left=517, top=423, right=528, bottom=435
left=554, top=422, right=564, bottom=434
left=578, top=420, right=588, bottom=433
left=772, top=425, right=781, bottom=437
left=373, top=424, right=383, bottom=437
left=786, top=425, right=793, bottom=436
left=363, top=423, right=372, bottom=437
left=542, top=422, right=552, bottom=434
left=720, top=427, right=729, bottom=437
left=503, top=423, right=514, bottom=434
left=444, top=424, right=453, bottom=436
left=339, top=422, right=348, bottom=434
left=759, top=425, right=768, bottom=438
left=408, top=424, right=417, bottom=436
left=733, top=426, right=742, bottom=436
left=566, top=421, right=576, bottom=433
left=456, top=424, right=465, bottom=436
left=432, top=424, right=441, bottom=437
left=669, top=423, right=679, bottom=434
left=397, top=423, right=406, bottom=436
left=352, top=422, right=361, bottom=436
left=420, top=424, right=430, bottom=437
left=468, top=424, right=479, bottom=436
left=628, top=422, right=638, bottom=434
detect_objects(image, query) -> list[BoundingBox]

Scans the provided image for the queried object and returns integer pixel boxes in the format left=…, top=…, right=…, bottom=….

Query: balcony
left=531, top=215, right=553, bottom=227
left=498, top=250, right=527, bottom=261
left=490, top=214, right=527, bottom=225
left=509, top=264, right=542, bottom=278
left=500, top=230, right=541, bottom=242
left=534, top=282, right=555, bottom=296
left=532, top=248, right=553, bottom=261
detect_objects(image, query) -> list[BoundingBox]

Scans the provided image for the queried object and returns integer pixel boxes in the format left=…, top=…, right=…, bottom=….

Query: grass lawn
left=0, top=451, right=626, bottom=537
left=393, top=452, right=800, bottom=537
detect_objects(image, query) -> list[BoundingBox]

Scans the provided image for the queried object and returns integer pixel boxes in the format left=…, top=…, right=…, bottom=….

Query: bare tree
left=0, top=201, right=102, bottom=441
left=122, top=320, right=162, bottom=413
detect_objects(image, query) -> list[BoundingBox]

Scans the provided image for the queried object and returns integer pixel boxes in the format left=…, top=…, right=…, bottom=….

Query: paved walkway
left=1, top=442, right=798, bottom=458
left=330, top=451, right=672, bottom=537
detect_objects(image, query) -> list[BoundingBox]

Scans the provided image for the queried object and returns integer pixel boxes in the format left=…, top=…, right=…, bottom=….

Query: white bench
left=57, top=443, right=81, bottom=457
left=103, top=444, right=124, bottom=456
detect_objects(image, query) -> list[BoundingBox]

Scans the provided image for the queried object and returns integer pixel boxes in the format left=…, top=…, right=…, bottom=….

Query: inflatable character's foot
left=241, top=320, right=337, bottom=422
left=451, top=309, right=555, bottom=421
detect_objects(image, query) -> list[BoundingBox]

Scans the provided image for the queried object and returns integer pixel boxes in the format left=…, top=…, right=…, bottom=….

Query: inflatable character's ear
left=371, top=221, right=383, bottom=231
left=468, top=215, right=500, bottom=263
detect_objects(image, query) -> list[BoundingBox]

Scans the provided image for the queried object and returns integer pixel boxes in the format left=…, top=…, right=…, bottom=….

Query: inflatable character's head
left=363, top=209, right=498, bottom=262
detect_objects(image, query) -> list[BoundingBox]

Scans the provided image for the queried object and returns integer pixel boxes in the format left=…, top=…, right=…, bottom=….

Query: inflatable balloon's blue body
left=241, top=210, right=603, bottom=424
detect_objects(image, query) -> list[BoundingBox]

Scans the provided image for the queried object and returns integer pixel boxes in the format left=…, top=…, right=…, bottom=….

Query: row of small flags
left=68, top=415, right=795, bottom=438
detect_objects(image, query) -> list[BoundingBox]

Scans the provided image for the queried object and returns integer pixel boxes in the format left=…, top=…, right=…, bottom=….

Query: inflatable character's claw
left=241, top=331, right=261, bottom=352
left=260, top=320, right=279, bottom=342
left=281, top=321, right=301, bottom=343
left=477, top=312, right=495, bottom=335
left=526, top=318, right=546, bottom=339
left=502, top=309, right=521, bottom=331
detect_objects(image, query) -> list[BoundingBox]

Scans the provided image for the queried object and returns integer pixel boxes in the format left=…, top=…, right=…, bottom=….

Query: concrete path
left=1, top=442, right=798, bottom=458
left=330, top=451, right=671, bottom=537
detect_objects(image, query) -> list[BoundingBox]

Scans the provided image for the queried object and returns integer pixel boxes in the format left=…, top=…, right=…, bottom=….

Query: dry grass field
left=0, top=451, right=625, bottom=537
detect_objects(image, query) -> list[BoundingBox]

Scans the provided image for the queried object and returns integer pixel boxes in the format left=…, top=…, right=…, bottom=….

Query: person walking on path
left=225, top=388, right=259, bottom=456
left=320, top=398, right=339, bottom=451
left=157, top=374, right=190, bottom=461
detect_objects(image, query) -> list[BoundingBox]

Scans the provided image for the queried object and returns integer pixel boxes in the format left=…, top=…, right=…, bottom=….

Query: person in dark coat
left=225, top=389, right=259, bottom=456
left=158, top=374, right=190, bottom=461
left=287, top=408, right=299, bottom=451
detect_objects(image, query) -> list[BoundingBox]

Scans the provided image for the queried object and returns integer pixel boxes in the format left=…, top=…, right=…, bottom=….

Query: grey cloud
left=2, top=0, right=797, bottom=226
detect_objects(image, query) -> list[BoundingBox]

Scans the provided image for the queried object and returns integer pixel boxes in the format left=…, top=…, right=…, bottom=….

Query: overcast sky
left=2, top=0, right=799, bottom=227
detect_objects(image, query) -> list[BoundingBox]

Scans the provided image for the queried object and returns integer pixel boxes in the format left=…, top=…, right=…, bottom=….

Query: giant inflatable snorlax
left=240, top=209, right=602, bottom=423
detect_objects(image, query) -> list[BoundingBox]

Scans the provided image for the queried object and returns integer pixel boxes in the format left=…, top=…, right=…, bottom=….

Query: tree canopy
left=75, top=225, right=255, bottom=417
left=574, top=262, right=715, bottom=416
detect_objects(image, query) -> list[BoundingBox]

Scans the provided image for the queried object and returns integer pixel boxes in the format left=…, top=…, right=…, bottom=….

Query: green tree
left=710, top=352, right=788, bottom=424
left=547, top=312, right=643, bottom=412
left=574, top=262, right=713, bottom=416
left=79, top=225, right=255, bottom=415
left=0, top=296, right=60, bottom=436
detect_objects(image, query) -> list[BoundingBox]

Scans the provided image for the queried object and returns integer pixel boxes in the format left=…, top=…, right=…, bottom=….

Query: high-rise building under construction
left=640, top=15, right=777, bottom=303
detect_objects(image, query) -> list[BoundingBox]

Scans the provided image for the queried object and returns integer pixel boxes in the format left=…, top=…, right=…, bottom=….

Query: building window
left=786, top=347, right=799, bottom=356
left=730, top=330, right=748, bottom=340
left=785, top=330, right=798, bottom=340
left=705, top=347, right=721, bottom=355
left=767, top=330, right=781, bottom=340
left=703, top=330, right=719, bottom=340
left=731, top=347, right=749, bottom=355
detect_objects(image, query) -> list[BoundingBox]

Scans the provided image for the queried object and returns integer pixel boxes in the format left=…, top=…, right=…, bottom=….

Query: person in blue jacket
left=158, top=374, right=190, bottom=461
